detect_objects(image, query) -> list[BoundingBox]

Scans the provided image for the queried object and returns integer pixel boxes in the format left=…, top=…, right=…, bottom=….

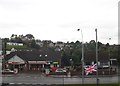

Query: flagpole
left=95, top=28, right=99, bottom=86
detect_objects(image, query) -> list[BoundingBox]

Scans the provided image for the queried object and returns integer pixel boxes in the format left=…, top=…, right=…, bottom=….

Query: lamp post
left=109, top=38, right=111, bottom=74
left=109, top=38, right=111, bottom=64
left=2, top=39, right=6, bottom=69
left=95, top=28, right=99, bottom=86
left=77, top=29, right=84, bottom=84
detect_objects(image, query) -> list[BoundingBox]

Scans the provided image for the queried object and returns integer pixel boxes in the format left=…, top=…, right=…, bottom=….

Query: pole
left=81, top=30, right=84, bottom=84
left=2, top=39, right=6, bottom=69
left=109, top=38, right=111, bottom=75
left=95, top=28, right=99, bottom=86
left=77, top=29, right=84, bottom=84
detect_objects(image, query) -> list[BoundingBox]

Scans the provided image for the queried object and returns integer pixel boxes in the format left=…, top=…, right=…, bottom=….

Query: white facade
left=36, top=42, right=43, bottom=47
left=49, top=43, right=55, bottom=47
left=8, top=55, right=25, bottom=64
left=7, top=42, right=23, bottom=46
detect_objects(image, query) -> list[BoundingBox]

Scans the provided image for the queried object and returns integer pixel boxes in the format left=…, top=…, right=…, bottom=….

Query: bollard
left=96, top=78, right=100, bottom=86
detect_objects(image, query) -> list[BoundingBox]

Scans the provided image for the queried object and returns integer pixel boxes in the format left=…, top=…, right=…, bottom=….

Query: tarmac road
left=1, top=73, right=119, bottom=84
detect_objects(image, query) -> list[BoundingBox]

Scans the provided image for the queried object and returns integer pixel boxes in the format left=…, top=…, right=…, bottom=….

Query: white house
left=7, top=42, right=23, bottom=46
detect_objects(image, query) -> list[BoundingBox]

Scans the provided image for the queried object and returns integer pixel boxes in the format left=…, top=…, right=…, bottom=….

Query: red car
left=2, top=69, right=16, bottom=74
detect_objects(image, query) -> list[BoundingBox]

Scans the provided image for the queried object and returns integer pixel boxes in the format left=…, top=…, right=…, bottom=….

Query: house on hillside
left=36, top=40, right=55, bottom=48
left=36, top=41, right=44, bottom=47
left=7, top=42, right=23, bottom=46
left=4, top=50, right=61, bottom=72
left=84, top=51, right=110, bottom=68
left=55, top=41, right=64, bottom=48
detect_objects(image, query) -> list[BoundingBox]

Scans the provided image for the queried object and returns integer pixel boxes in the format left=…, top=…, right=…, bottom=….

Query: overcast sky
left=0, top=0, right=119, bottom=44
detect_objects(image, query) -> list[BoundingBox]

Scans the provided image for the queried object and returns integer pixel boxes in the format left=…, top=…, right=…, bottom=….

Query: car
left=2, top=69, right=16, bottom=74
left=55, top=68, right=67, bottom=73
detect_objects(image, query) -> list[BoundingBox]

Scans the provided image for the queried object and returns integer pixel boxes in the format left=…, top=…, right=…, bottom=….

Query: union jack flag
left=84, top=64, right=97, bottom=75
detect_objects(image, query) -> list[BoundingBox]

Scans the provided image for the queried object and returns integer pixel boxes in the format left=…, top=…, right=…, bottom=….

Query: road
left=1, top=73, right=119, bottom=84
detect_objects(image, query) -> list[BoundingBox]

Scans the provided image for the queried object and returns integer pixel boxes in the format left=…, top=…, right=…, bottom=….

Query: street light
left=77, top=29, right=84, bottom=84
left=95, top=28, right=99, bottom=86
left=108, top=38, right=111, bottom=75
left=2, top=39, right=6, bottom=69
left=109, top=38, right=111, bottom=65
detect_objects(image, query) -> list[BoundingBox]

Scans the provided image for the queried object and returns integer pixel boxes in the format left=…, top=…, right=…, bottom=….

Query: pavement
left=50, top=74, right=118, bottom=78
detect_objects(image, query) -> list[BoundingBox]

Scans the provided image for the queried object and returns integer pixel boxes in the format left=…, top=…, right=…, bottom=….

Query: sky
left=0, top=0, right=119, bottom=44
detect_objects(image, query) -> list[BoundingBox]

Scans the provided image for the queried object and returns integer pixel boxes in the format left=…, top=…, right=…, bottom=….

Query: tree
left=25, top=34, right=35, bottom=40
left=21, top=34, right=35, bottom=46
left=84, top=40, right=96, bottom=52
left=10, top=34, right=22, bottom=43
left=30, top=40, right=40, bottom=49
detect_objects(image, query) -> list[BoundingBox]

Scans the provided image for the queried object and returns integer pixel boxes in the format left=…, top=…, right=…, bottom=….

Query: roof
left=5, top=50, right=61, bottom=62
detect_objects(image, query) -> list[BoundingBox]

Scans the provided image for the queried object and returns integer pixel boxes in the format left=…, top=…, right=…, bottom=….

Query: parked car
left=55, top=68, right=67, bottom=73
left=2, top=69, right=16, bottom=74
